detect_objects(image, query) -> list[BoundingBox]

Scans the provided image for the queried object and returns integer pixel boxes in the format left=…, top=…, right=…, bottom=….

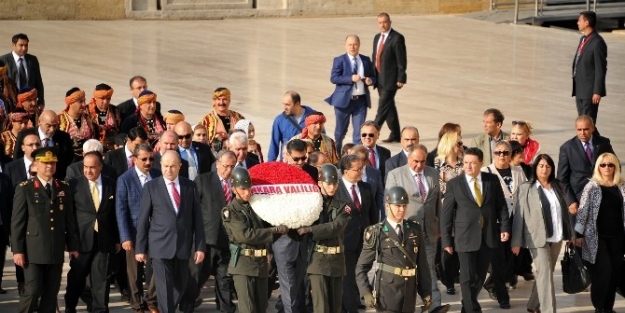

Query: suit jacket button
left=50, top=210, right=54, bottom=213
left=404, top=277, right=408, bottom=281
left=50, top=218, right=54, bottom=222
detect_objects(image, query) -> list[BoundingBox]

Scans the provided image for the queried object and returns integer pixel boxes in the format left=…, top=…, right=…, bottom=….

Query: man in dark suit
left=65, top=139, right=117, bottom=180
left=152, top=130, right=190, bottom=177
left=386, top=145, right=450, bottom=313
left=572, top=11, right=607, bottom=128
left=230, top=131, right=259, bottom=169
left=135, top=150, right=205, bottom=313
left=0, top=172, right=13, bottom=294
left=5, top=133, right=40, bottom=188
left=325, top=35, right=376, bottom=151
left=175, top=121, right=216, bottom=180
left=440, top=148, right=510, bottom=313
left=384, top=126, right=419, bottom=180
left=185, top=150, right=237, bottom=313
left=104, top=126, right=148, bottom=178
left=116, top=143, right=161, bottom=313
left=336, top=155, right=378, bottom=313
left=13, top=110, right=74, bottom=179
left=11, top=147, right=80, bottom=313
left=557, top=115, right=613, bottom=215
left=360, top=121, right=391, bottom=178
left=65, top=152, right=120, bottom=313
left=0, top=33, right=45, bottom=106
left=346, top=144, right=385, bottom=221
left=372, top=13, right=407, bottom=143
left=117, top=76, right=162, bottom=122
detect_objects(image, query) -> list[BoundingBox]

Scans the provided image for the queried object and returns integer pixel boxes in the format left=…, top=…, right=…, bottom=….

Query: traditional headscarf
left=212, top=88, right=231, bottom=101
left=9, top=110, right=29, bottom=122
left=64, top=89, right=86, bottom=111
left=164, top=110, right=185, bottom=125
left=17, top=87, right=38, bottom=108
left=300, top=114, right=326, bottom=139
left=234, top=119, right=252, bottom=136
left=138, top=90, right=157, bottom=107
left=93, top=88, right=114, bottom=100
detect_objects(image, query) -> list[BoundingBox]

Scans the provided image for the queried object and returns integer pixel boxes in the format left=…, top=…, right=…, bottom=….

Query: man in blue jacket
left=268, top=91, right=318, bottom=161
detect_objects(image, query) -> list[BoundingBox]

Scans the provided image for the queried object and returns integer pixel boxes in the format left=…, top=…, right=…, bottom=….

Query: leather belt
left=315, top=245, right=342, bottom=255
left=240, top=248, right=267, bottom=257
left=351, top=95, right=364, bottom=100
left=379, top=263, right=417, bottom=277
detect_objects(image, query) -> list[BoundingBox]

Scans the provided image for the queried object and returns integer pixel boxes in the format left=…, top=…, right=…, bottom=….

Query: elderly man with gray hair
left=65, top=139, right=117, bottom=180
left=229, top=131, right=259, bottom=169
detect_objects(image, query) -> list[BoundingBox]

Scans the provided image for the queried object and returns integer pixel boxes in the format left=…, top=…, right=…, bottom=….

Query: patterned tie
left=352, top=57, right=358, bottom=90
left=376, top=34, right=385, bottom=73
left=91, top=181, right=100, bottom=232
left=416, top=173, right=427, bottom=202
left=351, top=184, right=361, bottom=211
left=185, top=149, right=198, bottom=180
left=42, top=138, right=50, bottom=147
left=473, top=178, right=483, bottom=207
left=223, top=180, right=233, bottom=204
left=368, top=148, right=376, bottom=168
left=171, top=182, right=180, bottom=214
left=584, top=142, right=593, bottom=163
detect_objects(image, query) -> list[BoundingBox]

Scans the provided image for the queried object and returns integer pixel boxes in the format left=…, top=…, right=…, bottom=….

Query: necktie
left=368, top=148, right=376, bottom=168
left=573, top=35, right=591, bottom=77
left=376, top=34, right=385, bottom=73
left=473, top=178, right=483, bottom=207
left=128, top=156, right=134, bottom=168
left=185, top=149, right=198, bottom=180
left=396, top=224, right=403, bottom=242
left=223, top=180, right=232, bottom=204
left=584, top=142, right=593, bottom=163
left=416, top=173, right=427, bottom=202
left=351, top=184, right=361, bottom=211
left=45, top=183, right=51, bottom=198
left=351, top=57, right=358, bottom=74
left=42, top=138, right=49, bottom=147
left=171, top=182, right=180, bottom=214
left=91, top=181, right=100, bottom=232
left=537, top=186, right=554, bottom=238
left=140, top=174, right=148, bottom=187
left=18, top=58, right=27, bottom=89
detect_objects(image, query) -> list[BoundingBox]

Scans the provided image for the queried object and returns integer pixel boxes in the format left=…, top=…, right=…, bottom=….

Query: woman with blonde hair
left=510, top=120, right=540, bottom=164
left=575, top=152, right=625, bottom=313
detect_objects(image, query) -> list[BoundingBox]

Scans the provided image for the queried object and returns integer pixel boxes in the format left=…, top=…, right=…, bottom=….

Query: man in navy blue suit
left=325, top=35, right=376, bottom=152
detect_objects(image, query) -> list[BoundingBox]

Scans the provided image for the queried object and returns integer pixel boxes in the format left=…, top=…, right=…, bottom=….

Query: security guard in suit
left=296, top=164, right=350, bottom=313
left=355, top=186, right=431, bottom=313
left=222, top=167, right=288, bottom=313
left=11, top=147, right=80, bottom=313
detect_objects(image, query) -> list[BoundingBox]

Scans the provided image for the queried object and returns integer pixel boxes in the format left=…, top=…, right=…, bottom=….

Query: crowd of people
left=0, top=8, right=618, bottom=313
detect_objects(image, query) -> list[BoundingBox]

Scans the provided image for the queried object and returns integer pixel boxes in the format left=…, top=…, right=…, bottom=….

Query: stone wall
left=0, top=0, right=125, bottom=20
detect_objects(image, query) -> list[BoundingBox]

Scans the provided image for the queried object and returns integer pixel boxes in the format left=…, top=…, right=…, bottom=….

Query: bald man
left=152, top=130, right=190, bottom=178
left=174, top=122, right=215, bottom=180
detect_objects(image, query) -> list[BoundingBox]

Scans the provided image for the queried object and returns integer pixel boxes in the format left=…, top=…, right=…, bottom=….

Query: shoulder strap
left=283, top=112, right=302, bottom=132
left=388, top=236, right=417, bottom=268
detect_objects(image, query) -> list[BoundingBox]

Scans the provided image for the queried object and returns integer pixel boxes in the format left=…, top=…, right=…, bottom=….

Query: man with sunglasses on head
left=116, top=143, right=161, bottom=313
left=174, top=121, right=215, bottom=181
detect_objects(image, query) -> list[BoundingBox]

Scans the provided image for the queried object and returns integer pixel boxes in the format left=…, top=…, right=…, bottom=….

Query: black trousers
left=374, top=88, right=400, bottom=140
left=19, top=263, right=63, bottom=313
left=152, top=257, right=190, bottom=313
left=64, top=233, right=112, bottom=313
left=588, top=235, right=625, bottom=311
left=442, top=237, right=459, bottom=289
left=575, top=97, right=599, bottom=125
left=187, top=245, right=235, bottom=313
left=483, top=240, right=512, bottom=304
left=458, top=244, right=492, bottom=313
left=342, top=249, right=360, bottom=313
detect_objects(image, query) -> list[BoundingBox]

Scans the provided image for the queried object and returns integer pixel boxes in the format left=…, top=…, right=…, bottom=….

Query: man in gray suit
left=470, top=108, right=509, bottom=166
left=135, top=150, right=206, bottom=313
left=386, top=145, right=450, bottom=313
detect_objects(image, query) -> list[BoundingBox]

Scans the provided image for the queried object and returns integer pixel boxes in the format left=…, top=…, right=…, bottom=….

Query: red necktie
left=368, top=148, right=376, bottom=168
left=375, top=34, right=385, bottom=73
left=223, top=180, right=232, bottom=204
left=351, top=184, right=361, bottom=211
left=171, top=182, right=180, bottom=213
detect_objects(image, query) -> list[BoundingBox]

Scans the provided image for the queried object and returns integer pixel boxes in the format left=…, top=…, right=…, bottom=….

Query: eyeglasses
left=456, top=141, right=463, bottom=147
left=178, top=133, right=192, bottom=140
left=493, top=151, right=511, bottom=156
left=349, top=166, right=365, bottom=172
left=599, top=163, right=615, bottom=168
left=512, top=120, right=527, bottom=126
left=137, top=157, right=155, bottom=162
left=361, top=133, right=375, bottom=138
left=292, top=156, right=307, bottom=162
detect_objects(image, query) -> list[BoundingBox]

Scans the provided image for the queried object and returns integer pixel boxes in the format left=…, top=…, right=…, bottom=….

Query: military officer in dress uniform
left=355, top=186, right=431, bottom=313
left=11, top=147, right=80, bottom=313
left=296, top=164, right=351, bottom=313
left=222, top=167, right=289, bottom=313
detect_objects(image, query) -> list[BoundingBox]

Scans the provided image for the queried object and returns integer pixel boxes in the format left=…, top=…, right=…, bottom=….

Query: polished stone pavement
left=1, top=14, right=624, bottom=312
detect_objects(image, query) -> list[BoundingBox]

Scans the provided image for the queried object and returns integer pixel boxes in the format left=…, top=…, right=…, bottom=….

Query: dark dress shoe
left=499, top=302, right=511, bottom=309
left=446, top=287, right=455, bottom=295
left=527, top=309, right=541, bottom=313
left=0, top=288, right=6, bottom=294
left=381, top=137, right=400, bottom=143
left=431, top=304, right=451, bottom=313
left=522, top=272, right=535, bottom=281
left=487, top=289, right=497, bottom=300
left=357, top=304, right=366, bottom=309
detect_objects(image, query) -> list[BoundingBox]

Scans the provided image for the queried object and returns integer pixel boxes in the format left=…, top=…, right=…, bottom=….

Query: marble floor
left=1, top=13, right=624, bottom=312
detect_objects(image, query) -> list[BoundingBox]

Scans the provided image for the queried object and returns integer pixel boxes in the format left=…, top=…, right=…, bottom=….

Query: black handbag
left=561, top=215, right=591, bottom=294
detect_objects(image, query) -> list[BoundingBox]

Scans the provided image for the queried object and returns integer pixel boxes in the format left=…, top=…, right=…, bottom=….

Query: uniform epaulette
left=19, top=180, right=29, bottom=187
left=59, top=180, right=69, bottom=186
left=222, top=207, right=231, bottom=221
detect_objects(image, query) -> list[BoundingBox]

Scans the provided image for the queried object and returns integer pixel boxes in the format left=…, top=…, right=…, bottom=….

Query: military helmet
left=386, top=186, right=409, bottom=205
left=318, top=164, right=339, bottom=183
left=231, top=167, right=252, bottom=188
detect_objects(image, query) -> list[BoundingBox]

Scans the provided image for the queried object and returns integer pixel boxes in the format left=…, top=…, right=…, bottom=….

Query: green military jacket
left=222, top=199, right=276, bottom=277
left=306, top=197, right=350, bottom=277
left=11, top=177, right=80, bottom=264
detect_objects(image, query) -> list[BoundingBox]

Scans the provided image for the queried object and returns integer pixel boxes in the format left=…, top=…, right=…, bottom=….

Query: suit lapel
left=480, top=173, right=489, bottom=202
left=157, top=178, right=177, bottom=216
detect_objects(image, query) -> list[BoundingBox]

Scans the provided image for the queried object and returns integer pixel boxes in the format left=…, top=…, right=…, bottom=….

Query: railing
left=509, top=0, right=596, bottom=24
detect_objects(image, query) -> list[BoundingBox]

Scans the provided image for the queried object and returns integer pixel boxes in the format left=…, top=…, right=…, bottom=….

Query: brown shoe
left=148, top=308, right=160, bottom=313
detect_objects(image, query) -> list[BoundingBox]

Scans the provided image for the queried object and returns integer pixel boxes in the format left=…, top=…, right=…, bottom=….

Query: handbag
left=561, top=215, right=591, bottom=294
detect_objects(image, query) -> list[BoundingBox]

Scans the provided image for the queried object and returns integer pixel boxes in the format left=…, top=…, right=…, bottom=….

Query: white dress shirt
left=342, top=177, right=361, bottom=204
left=89, top=176, right=103, bottom=204
left=347, top=53, right=366, bottom=95
left=12, top=51, right=28, bottom=77
left=135, top=167, right=151, bottom=186
left=535, top=181, right=563, bottom=243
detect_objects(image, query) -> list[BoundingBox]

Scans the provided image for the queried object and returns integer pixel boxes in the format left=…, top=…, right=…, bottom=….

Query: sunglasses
left=494, top=151, right=511, bottom=156
left=361, top=133, right=375, bottom=138
left=138, top=157, right=155, bottom=162
left=456, top=141, right=464, bottom=147
left=599, top=163, right=615, bottom=168
left=178, top=133, right=192, bottom=140
left=512, top=120, right=527, bottom=126
left=292, top=156, right=307, bottom=162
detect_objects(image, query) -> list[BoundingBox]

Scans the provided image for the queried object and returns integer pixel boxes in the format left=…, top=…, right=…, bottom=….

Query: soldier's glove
left=274, top=225, right=288, bottom=234
left=420, top=295, right=432, bottom=312
left=363, top=292, right=376, bottom=308
left=297, top=226, right=312, bottom=235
